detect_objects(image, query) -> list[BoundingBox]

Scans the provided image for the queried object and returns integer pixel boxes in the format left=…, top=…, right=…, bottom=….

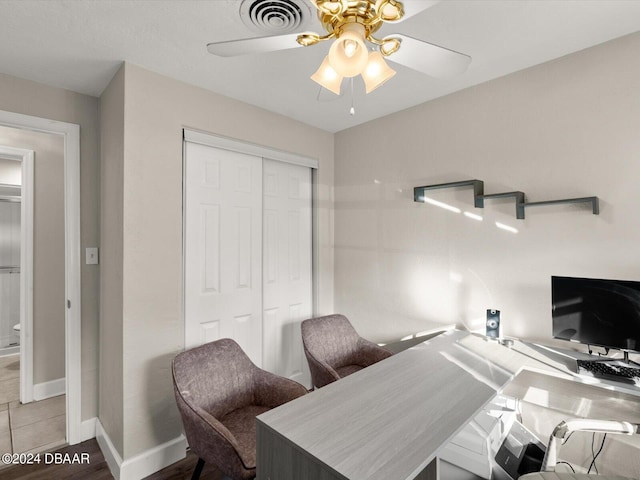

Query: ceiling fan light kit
left=207, top=0, right=471, bottom=98
left=304, top=1, right=404, bottom=94
left=311, top=47, right=395, bottom=94
left=311, top=56, right=344, bottom=94
left=362, top=51, right=396, bottom=93
left=328, top=22, right=369, bottom=77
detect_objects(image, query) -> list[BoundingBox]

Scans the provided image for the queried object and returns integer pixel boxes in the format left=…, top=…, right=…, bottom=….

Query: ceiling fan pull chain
left=349, top=77, right=355, bottom=116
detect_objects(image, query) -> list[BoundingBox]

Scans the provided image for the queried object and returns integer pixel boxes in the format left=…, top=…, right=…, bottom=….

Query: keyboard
left=577, top=359, right=640, bottom=384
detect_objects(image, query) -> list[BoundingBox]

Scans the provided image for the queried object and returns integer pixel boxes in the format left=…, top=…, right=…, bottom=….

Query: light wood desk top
left=257, top=330, right=513, bottom=480
left=257, top=331, right=640, bottom=480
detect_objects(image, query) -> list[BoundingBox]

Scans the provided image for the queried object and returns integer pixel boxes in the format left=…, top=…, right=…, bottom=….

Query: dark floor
left=0, top=438, right=225, bottom=480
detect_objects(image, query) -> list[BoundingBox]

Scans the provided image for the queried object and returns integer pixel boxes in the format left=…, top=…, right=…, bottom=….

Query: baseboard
left=80, top=417, right=97, bottom=442
left=120, top=434, right=187, bottom=480
left=0, top=346, right=19, bottom=358
left=96, top=420, right=123, bottom=479
left=33, top=377, right=65, bottom=401
left=95, top=419, right=187, bottom=480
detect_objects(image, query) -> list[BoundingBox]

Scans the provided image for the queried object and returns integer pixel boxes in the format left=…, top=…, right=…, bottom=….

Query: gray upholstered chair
left=301, top=314, right=393, bottom=389
left=520, top=418, right=640, bottom=480
left=172, top=338, right=308, bottom=480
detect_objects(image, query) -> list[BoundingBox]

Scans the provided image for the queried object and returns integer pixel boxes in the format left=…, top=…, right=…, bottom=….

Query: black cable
left=590, top=432, right=598, bottom=475
left=554, top=431, right=576, bottom=473
left=588, top=432, right=607, bottom=474
left=562, top=431, right=575, bottom=444
left=556, top=461, right=576, bottom=473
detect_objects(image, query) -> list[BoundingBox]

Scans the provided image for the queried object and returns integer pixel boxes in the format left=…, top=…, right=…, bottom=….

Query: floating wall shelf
left=413, top=179, right=599, bottom=220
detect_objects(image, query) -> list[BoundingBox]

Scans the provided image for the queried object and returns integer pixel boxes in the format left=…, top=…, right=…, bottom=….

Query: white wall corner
left=95, top=419, right=187, bottom=480
left=80, top=417, right=97, bottom=442
left=33, top=377, right=66, bottom=401
left=120, top=434, right=187, bottom=480
left=95, top=419, right=123, bottom=480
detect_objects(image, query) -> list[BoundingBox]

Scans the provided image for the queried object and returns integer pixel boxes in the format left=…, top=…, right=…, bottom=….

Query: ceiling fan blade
left=207, top=33, right=303, bottom=57
left=396, top=0, right=441, bottom=22
left=386, top=34, right=471, bottom=78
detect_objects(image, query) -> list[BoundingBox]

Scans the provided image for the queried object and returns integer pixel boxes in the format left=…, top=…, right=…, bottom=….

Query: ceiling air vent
left=240, top=0, right=311, bottom=35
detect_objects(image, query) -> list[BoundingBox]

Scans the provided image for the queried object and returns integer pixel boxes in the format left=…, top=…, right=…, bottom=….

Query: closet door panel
left=262, top=159, right=312, bottom=386
left=184, top=142, right=263, bottom=366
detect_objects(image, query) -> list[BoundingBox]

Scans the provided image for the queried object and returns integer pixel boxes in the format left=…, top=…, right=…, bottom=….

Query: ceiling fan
left=207, top=0, right=471, bottom=95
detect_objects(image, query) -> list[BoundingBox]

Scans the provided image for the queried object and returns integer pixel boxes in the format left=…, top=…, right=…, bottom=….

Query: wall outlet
left=86, top=247, right=99, bottom=265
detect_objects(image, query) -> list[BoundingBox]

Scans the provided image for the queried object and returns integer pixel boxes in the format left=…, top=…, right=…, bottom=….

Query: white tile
left=23, top=438, right=67, bottom=456
left=9, top=395, right=65, bottom=429
left=0, top=409, right=8, bottom=433
left=0, top=355, right=19, bottom=370
left=0, top=378, right=19, bottom=404
left=11, top=414, right=65, bottom=454
left=0, top=431, right=12, bottom=455
left=0, top=356, right=19, bottom=382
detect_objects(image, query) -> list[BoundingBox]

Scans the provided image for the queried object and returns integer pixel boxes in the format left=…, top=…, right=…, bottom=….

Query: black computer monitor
left=552, top=275, right=640, bottom=353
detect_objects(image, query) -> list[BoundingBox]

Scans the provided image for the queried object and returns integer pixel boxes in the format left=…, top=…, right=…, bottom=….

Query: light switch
left=86, top=247, right=99, bottom=265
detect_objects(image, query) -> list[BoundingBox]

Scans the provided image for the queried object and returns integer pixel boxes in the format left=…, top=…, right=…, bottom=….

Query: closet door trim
left=184, top=130, right=318, bottom=169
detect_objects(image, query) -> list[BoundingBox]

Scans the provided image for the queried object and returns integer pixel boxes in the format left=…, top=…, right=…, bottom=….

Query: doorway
left=0, top=109, right=82, bottom=448
left=183, top=130, right=317, bottom=387
left=0, top=150, right=28, bottom=360
left=0, top=144, right=34, bottom=404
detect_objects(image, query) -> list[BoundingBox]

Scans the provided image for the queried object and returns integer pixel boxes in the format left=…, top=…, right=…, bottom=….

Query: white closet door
left=262, top=159, right=312, bottom=386
left=184, top=142, right=263, bottom=366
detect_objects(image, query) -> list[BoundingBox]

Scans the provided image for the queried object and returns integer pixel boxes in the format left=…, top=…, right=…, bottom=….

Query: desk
left=256, top=331, right=640, bottom=480
left=257, top=331, right=512, bottom=480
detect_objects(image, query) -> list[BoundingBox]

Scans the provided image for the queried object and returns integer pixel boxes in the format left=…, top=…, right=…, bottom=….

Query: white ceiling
left=0, top=0, right=639, bottom=132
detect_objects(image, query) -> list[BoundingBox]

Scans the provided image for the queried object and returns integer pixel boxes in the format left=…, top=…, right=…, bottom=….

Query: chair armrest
left=174, top=387, right=254, bottom=475
left=253, top=369, right=308, bottom=408
left=356, top=338, right=393, bottom=367
left=303, top=344, right=341, bottom=388
left=542, top=418, right=640, bottom=471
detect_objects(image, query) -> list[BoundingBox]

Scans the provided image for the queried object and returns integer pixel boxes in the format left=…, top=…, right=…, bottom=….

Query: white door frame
left=0, top=146, right=34, bottom=403
left=0, top=110, right=82, bottom=445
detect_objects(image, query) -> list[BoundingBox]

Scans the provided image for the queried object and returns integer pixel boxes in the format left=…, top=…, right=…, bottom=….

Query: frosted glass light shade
left=328, top=23, right=369, bottom=77
left=311, top=56, right=343, bottom=95
left=362, top=51, right=396, bottom=93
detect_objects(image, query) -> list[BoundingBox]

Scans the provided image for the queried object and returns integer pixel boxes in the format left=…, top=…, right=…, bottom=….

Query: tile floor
left=0, top=354, right=19, bottom=404
left=0, top=354, right=66, bottom=460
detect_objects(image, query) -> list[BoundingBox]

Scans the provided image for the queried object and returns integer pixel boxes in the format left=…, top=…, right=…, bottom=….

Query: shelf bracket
left=523, top=196, right=599, bottom=215
left=480, top=191, right=526, bottom=219
left=414, top=180, right=484, bottom=208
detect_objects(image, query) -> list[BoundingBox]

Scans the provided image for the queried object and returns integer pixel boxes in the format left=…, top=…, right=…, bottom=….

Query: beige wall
left=0, top=158, right=21, bottom=185
left=334, top=32, right=640, bottom=346
left=99, top=65, right=125, bottom=456
left=0, top=126, right=65, bottom=384
left=106, top=63, right=334, bottom=459
left=0, top=73, right=100, bottom=420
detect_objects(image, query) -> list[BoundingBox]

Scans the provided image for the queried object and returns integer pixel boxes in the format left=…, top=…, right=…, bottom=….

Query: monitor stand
left=622, top=351, right=640, bottom=367
left=589, top=349, right=640, bottom=367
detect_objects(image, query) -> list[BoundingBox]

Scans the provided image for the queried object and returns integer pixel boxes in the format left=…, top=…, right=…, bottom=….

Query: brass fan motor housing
left=299, top=0, right=404, bottom=49
left=319, top=1, right=386, bottom=38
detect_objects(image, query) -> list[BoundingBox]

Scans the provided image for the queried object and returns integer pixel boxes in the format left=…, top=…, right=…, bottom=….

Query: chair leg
left=191, top=458, right=205, bottom=480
